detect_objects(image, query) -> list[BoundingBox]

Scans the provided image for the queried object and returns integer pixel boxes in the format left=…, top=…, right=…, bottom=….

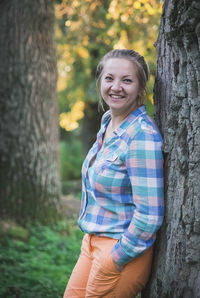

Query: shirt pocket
left=106, top=152, right=121, bottom=163
left=94, top=150, right=133, bottom=203
left=101, top=150, right=126, bottom=175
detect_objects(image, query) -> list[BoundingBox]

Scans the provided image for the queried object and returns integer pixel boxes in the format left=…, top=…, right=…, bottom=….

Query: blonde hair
left=96, top=49, right=149, bottom=110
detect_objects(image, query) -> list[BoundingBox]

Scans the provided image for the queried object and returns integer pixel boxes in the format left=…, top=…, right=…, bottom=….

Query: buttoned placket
left=79, top=125, right=105, bottom=219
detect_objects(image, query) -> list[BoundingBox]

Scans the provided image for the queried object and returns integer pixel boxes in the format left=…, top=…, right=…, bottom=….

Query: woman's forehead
left=103, top=58, right=137, bottom=76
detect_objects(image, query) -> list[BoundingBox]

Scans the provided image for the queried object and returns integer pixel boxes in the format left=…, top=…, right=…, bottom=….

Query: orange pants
left=64, top=234, right=153, bottom=298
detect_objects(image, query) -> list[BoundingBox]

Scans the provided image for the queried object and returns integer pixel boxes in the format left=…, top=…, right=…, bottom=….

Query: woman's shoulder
left=127, top=112, right=163, bottom=143
left=140, top=113, right=162, bottom=135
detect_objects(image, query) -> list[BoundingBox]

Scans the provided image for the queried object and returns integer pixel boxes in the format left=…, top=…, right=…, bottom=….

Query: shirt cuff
left=111, top=240, right=137, bottom=266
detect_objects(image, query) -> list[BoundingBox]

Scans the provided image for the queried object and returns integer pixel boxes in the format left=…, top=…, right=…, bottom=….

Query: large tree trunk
left=142, top=1, right=200, bottom=297
left=0, top=0, right=60, bottom=224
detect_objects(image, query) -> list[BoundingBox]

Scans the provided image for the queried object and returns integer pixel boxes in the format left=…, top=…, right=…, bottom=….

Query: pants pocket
left=99, top=253, right=120, bottom=275
left=86, top=254, right=120, bottom=297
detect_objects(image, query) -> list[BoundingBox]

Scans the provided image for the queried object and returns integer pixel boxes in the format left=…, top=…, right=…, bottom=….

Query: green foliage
left=0, top=221, right=83, bottom=298
left=0, top=221, right=30, bottom=241
left=59, top=140, right=84, bottom=181
left=146, top=99, right=154, bottom=118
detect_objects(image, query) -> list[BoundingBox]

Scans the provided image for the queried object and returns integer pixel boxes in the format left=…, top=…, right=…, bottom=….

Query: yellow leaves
left=57, top=76, right=67, bottom=92
left=55, top=3, right=68, bottom=19
left=59, top=101, right=85, bottom=131
left=60, top=113, right=79, bottom=131
left=77, top=47, right=89, bottom=59
left=73, top=100, right=85, bottom=113
left=72, top=0, right=80, bottom=8
left=70, top=20, right=83, bottom=31
left=133, top=1, right=158, bottom=16
left=108, top=0, right=120, bottom=20
left=132, top=40, right=145, bottom=56
left=147, top=73, right=155, bottom=106
left=114, top=30, right=129, bottom=49
left=134, top=1, right=141, bottom=9
left=57, top=61, right=71, bottom=92
left=107, top=0, right=161, bottom=26
left=92, top=20, right=106, bottom=29
left=121, top=13, right=129, bottom=23
left=144, top=2, right=155, bottom=15
left=149, top=95, right=154, bottom=104
left=158, top=4, right=163, bottom=14
left=62, top=45, right=75, bottom=63
left=82, top=35, right=89, bottom=46
left=107, top=27, right=116, bottom=37
left=127, top=7, right=134, bottom=14
left=90, top=2, right=100, bottom=11
left=65, top=20, right=71, bottom=27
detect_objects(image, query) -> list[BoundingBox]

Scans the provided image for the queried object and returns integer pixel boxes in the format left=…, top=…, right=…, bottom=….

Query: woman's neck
left=109, top=117, right=124, bottom=131
left=109, top=104, right=140, bottom=130
left=105, top=115, right=126, bottom=139
left=109, top=111, right=130, bottom=130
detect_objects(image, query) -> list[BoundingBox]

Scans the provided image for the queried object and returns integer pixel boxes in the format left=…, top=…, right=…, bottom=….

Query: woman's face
left=100, top=58, right=141, bottom=116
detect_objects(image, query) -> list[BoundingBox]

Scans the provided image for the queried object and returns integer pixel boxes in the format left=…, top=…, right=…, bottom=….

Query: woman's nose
left=111, top=80, right=122, bottom=91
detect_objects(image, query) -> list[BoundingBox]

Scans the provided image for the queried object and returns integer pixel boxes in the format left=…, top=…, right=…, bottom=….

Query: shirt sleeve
left=111, top=129, right=164, bottom=266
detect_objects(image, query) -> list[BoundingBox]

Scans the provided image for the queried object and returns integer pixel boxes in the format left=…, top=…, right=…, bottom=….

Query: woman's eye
left=105, top=76, right=113, bottom=81
left=123, top=79, right=132, bottom=83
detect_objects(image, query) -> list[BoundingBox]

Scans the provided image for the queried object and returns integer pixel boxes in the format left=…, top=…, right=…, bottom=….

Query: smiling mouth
left=109, top=94, right=125, bottom=99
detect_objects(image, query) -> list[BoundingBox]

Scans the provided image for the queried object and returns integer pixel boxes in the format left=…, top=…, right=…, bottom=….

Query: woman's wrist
left=113, top=259, right=124, bottom=272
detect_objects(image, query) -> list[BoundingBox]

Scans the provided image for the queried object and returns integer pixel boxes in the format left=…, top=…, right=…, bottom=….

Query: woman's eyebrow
left=105, top=73, right=132, bottom=77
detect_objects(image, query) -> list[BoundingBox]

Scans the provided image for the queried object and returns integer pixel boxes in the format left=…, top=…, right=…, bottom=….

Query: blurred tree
left=142, top=0, right=200, bottom=297
left=56, top=0, right=162, bottom=153
left=0, top=0, right=60, bottom=224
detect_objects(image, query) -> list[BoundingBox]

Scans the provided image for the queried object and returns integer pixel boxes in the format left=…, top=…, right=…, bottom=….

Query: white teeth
left=110, top=95, right=123, bottom=98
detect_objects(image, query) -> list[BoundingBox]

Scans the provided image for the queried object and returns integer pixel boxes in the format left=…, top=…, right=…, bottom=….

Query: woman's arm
left=111, top=129, right=164, bottom=266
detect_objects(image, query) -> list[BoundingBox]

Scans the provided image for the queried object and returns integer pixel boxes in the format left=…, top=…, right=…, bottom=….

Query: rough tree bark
left=142, top=1, right=200, bottom=297
left=0, top=0, right=60, bottom=224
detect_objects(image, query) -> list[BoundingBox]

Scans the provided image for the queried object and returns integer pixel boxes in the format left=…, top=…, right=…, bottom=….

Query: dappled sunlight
left=59, top=101, right=85, bottom=131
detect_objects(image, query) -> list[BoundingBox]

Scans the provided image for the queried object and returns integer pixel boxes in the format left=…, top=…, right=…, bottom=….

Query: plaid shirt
left=78, top=105, right=164, bottom=266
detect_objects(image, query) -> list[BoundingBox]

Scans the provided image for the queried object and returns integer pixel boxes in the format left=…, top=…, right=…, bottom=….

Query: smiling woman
left=96, top=49, right=149, bottom=111
left=100, top=58, right=140, bottom=125
left=63, top=49, right=164, bottom=298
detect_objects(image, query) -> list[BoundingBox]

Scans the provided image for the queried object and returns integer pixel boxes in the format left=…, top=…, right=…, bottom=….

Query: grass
left=0, top=220, right=83, bottom=298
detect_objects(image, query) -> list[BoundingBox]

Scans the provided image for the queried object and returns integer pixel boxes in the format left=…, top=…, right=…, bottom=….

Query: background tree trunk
left=142, top=1, right=200, bottom=297
left=0, top=0, right=60, bottom=224
left=80, top=101, right=103, bottom=156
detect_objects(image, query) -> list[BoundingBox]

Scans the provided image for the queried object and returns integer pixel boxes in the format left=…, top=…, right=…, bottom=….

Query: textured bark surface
left=142, top=1, right=200, bottom=297
left=0, top=0, right=60, bottom=224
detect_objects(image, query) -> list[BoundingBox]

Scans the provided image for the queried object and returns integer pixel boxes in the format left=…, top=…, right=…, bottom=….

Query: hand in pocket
left=112, top=259, right=124, bottom=272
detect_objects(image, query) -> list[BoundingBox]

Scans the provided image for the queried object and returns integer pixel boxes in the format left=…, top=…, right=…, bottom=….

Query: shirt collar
left=101, top=105, right=147, bottom=137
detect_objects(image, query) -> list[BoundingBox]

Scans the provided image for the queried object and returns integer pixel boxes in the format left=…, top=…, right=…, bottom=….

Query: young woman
left=64, top=49, right=164, bottom=298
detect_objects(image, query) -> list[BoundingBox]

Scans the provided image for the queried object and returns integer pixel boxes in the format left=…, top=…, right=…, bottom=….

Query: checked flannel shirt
left=78, top=105, right=164, bottom=266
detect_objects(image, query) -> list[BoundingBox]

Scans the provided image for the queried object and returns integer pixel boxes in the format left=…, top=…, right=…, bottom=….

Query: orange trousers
left=63, top=234, right=153, bottom=298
